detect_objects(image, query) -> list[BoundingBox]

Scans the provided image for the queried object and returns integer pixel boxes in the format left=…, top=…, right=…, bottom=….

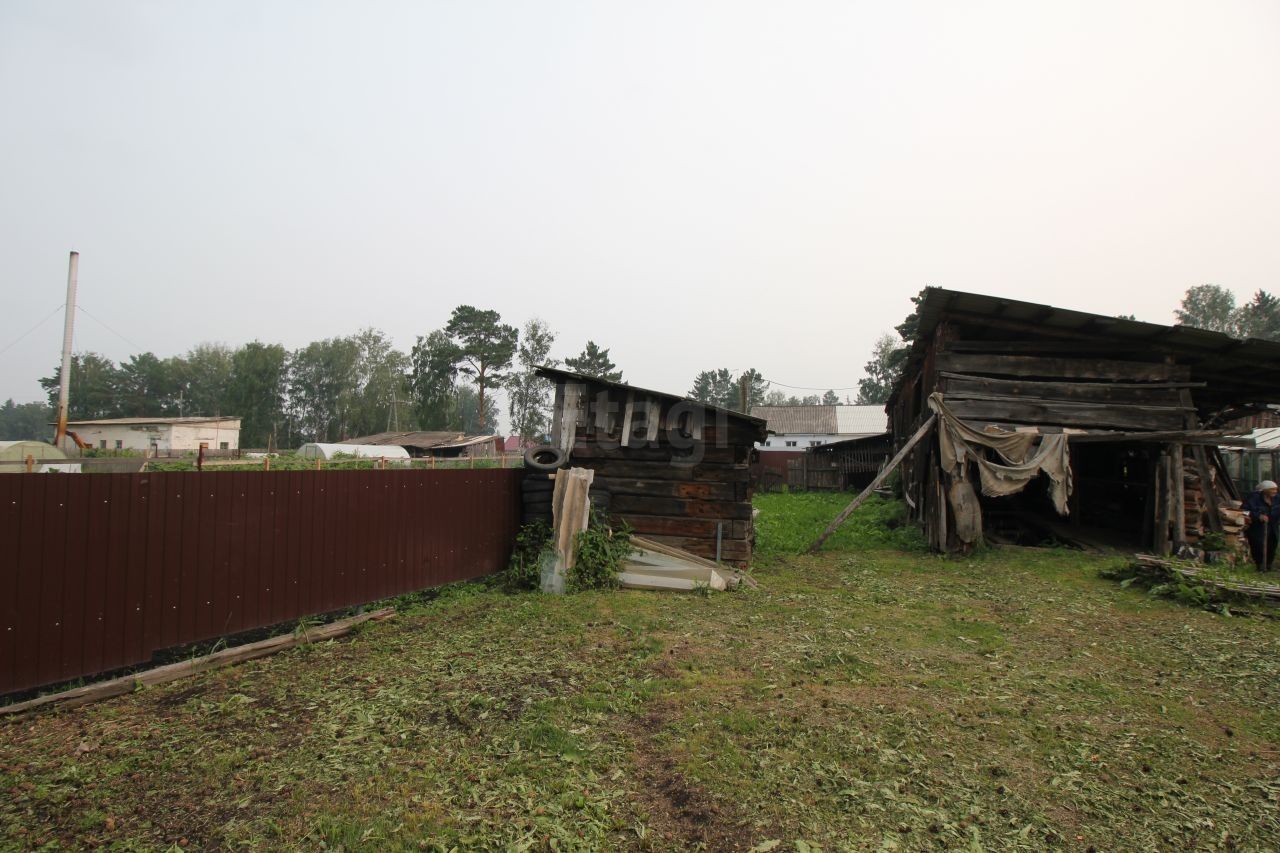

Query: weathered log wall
left=537, top=371, right=766, bottom=565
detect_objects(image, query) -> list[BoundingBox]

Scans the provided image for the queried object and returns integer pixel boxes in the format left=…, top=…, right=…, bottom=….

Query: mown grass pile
left=3, top=494, right=1278, bottom=850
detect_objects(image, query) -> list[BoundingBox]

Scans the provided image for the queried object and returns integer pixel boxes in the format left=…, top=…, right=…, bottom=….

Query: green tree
left=346, top=328, right=410, bottom=438
left=457, top=385, right=500, bottom=435
left=445, top=306, right=517, bottom=433
left=564, top=341, right=622, bottom=382
left=1235, top=290, right=1280, bottom=341
left=177, top=343, right=235, bottom=416
left=40, top=352, right=122, bottom=419
left=117, top=352, right=181, bottom=417
left=508, top=318, right=557, bottom=442
left=737, top=369, right=768, bottom=411
left=226, top=342, right=289, bottom=448
left=856, top=334, right=907, bottom=405
left=0, top=399, right=53, bottom=441
left=410, top=329, right=461, bottom=431
left=762, top=389, right=790, bottom=406
left=822, top=389, right=841, bottom=405
left=688, top=369, right=735, bottom=407
left=1175, top=284, right=1238, bottom=333
left=288, top=337, right=360, bottom=441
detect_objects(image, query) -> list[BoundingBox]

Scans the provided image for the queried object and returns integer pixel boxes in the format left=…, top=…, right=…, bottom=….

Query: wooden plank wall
left=895, top=321, right=1210, bottom=552
left=554, top=382, right=762, bottom=565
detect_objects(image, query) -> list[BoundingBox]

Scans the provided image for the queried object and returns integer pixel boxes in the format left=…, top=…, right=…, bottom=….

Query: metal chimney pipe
left=54, top=251, right=79, bottom=447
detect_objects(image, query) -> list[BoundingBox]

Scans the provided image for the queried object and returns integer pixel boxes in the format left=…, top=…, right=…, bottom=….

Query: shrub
left=501, top=521, right=553, bottom=591
left=566, top=515, right=634, bottom=593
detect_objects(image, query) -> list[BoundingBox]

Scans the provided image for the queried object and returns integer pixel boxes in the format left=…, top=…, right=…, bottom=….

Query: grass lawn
left=3, top=493, right=1279, bottom=850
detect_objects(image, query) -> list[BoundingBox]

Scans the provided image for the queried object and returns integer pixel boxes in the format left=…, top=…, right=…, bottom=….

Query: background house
left=749, top=404, right=889, bottom=490
left=60, top=416, right=241, bottom=454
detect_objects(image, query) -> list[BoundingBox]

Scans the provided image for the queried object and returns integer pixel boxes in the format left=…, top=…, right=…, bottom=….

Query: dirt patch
left=621, top=703, right=763, bottom=850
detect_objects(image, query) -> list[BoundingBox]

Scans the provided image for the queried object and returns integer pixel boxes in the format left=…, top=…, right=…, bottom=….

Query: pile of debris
left=542, top=466, right=754, bottom=594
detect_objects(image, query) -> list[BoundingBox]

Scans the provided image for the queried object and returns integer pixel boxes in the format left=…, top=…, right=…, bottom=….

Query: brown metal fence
left=0, top=468, right=522, bottom=696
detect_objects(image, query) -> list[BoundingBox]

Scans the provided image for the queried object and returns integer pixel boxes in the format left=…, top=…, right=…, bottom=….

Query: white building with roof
left=748, top=405, right=887, bottom=451
left=60, top=416, right=241, bottom=454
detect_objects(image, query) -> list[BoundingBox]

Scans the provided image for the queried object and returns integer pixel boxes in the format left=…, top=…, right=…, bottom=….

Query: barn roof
left=893, top=288, right=1280, bottom=411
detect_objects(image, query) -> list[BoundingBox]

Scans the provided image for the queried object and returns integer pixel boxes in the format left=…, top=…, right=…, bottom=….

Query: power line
left=761, top=377, right=861, bottom=392
left=0, top=304, right=65, bottom=357
left=76, top=304, right=149, bottom=354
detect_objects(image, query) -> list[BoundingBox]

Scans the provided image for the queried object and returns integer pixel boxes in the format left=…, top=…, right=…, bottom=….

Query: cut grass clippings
left=2, top=494, right=1279, bottom=850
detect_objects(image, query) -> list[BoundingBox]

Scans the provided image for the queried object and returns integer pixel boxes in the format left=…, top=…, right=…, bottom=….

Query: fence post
left=25, top=454, right=34, bottom=474
left=263, top=456, right=271, bottom=471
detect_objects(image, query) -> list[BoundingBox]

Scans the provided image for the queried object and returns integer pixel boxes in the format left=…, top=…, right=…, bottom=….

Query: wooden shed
left=887, top=289, right=1280, bottom=554
left=800, top=433, right=894, bottom=491
left=535, top=367, right=767, bottom=565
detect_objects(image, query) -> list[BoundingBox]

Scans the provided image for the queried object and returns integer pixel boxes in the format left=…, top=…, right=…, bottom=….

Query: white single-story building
left=748, top=405, right=888, bottom=450
left=60, top=416, right=242, bottom=454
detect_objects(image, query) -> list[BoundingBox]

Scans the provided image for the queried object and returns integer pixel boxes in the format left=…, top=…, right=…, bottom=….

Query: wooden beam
left=1171, top=444, right=1186, bottom=547
left=0, top=609, right=395, bottom=716
left=807, top=414, right=937, bottom=554
left=939, top=372, right=1202, bottom=403
left=937, top=353, right=1190, bottom=383
left=1154, top=451, right=1171, bottom=556
left=943, top=398, right=1188, bottom=431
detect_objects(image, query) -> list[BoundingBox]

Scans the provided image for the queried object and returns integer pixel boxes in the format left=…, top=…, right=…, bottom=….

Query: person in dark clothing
left=1243, top=479, right=1280, bottom=571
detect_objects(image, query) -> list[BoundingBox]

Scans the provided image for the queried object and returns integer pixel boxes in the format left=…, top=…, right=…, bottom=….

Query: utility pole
left=53, top=251, right=79, bottom=448
left=739, top=375, right=749, bottom=413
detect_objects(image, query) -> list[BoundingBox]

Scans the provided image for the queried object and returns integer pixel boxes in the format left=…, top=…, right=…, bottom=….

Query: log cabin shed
left=887, top=288, right=1280, bottom=554
left=535, top=366, right=767, bottom=565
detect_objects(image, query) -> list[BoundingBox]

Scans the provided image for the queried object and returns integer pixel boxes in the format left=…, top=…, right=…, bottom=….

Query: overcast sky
left=2, top=1, right=1278, bottom=428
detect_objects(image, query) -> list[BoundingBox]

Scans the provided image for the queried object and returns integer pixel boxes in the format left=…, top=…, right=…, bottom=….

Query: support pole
left=53, top=251, right=79, bottom=448
left=807, top=414, right=936, bottom=554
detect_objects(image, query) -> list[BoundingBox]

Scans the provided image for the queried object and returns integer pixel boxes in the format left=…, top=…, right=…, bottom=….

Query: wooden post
left=263, top=456, right=271, bottom=471
left=315, top=458, right=322, bottom=471
left=1155, top=450, right=1171, bottom=556
left=1171, top=444, right=1186, bottom=548
left=807, top=414, right=937, bottom=553
left=25, top=454, right=34, bottom=474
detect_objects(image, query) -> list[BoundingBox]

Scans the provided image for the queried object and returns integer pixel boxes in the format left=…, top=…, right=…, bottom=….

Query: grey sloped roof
left=749, top=405, right=887, bottom=436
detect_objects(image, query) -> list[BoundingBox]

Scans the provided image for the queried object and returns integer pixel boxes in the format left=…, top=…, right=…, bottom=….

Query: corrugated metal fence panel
left=1, top=468, right=522, bottom=696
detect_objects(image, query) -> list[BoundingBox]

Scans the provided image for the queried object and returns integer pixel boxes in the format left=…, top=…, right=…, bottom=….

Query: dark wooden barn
left=887, top=289, right=1280, bottom=553
left=534, top=367, right=767, bottom=565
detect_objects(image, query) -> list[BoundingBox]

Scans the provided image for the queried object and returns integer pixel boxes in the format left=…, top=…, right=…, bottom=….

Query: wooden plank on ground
left=0, top=609, right=394, bottom=716
left=807, top=414, right=937, bottom=554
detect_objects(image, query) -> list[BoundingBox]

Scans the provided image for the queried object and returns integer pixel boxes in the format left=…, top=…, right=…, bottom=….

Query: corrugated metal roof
left=1237, top=427, right=1280, bottom=450
left=749, top=405, right=887, bottom=436
left=748, top=406, right=837, bottom=434
left=836, top=406, right=889, bottom=434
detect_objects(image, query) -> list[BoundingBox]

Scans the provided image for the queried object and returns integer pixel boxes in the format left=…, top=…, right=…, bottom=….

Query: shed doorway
left=978, top=441, right=1155, bottom=551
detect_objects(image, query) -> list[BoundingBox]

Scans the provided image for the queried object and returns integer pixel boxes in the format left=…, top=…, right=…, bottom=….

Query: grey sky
left=2, top=1, right=1278, bottom=427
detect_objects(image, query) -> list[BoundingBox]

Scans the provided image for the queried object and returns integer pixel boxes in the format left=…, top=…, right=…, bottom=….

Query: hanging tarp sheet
left=927, top=392, right=1073, bottom=515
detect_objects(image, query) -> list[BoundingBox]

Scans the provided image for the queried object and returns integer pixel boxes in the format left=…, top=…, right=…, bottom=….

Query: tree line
left=0, top=307, right=626, bottom=447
